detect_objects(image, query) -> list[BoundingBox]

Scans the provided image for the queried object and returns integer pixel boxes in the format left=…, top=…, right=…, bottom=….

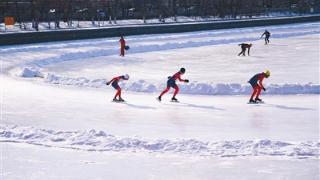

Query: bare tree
left=0, top=0, right=317, bottom=31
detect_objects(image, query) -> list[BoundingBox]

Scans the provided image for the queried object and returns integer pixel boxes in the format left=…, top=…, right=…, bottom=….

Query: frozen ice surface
left=0, top=22, right=319, bottom=179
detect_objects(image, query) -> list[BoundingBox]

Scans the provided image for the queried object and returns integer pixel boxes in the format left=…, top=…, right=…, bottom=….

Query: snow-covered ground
left=2, top=143, right=319, bottom=180
left=0, top=22, right=319, bottom=179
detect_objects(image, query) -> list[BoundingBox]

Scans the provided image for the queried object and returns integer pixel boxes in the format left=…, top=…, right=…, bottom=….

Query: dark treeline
left=0, top=0, right=319, bottom=27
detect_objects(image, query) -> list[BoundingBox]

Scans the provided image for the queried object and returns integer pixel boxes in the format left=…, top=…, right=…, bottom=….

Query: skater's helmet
left=180, top=68, right=186, bottom=74
left=264, top=70, right=270, bottom=78
left=124, top=74, right=129, bottom=80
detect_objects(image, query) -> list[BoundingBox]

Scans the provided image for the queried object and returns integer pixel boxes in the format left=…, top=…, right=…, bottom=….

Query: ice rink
left=1, top=22, right=319, bottom=179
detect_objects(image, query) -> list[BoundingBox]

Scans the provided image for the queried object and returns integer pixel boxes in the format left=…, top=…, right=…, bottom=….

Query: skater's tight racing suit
left=249, top=73, right=265, bottom=100
left=159, top=72, right=185, bottom=98
left=109, top=76, right=126, bottom=99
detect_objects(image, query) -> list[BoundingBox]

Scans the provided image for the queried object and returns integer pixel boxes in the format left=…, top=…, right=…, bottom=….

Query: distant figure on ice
left=119, top=36, right=126, bottom=57
left=248, top=70, right=270, bottom=103
left=238, top=43, right=252, bottom=56
left=261, top=30, right=271, bottom=45
left=157, top=68, right=189, bottom=102
left=106, top=74, right=129, bottom=102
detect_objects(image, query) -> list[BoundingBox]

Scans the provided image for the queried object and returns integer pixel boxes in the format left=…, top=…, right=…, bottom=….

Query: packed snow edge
left=1, top=125, right=319, bottom=158
left=18, top=68, right=320, bottom=95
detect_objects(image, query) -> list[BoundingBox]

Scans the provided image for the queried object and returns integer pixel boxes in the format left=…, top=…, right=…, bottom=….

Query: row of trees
left=1, top=0, right=319, bottom=29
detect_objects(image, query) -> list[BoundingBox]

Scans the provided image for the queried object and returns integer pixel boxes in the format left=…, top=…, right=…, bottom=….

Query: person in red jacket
left=157, top=68, right=189, bottom=102
left=119, top=36, right=126, bottom=57
left=106, top=74, right=129, bottom=102
left=248, top=70, right=270, bottom=103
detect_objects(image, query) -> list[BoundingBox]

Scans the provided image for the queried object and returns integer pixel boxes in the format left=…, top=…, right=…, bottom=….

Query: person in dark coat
left=261, top=30, right=271, bottom=45
left=238, top=43, right=252, bottom=56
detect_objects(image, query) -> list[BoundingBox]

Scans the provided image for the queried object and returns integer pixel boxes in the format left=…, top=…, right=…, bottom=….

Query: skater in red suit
left=157, top=68, right=189, bottom=102
left=106, top=74, right=129, bottom=102
left=248, top=70, right=270, bottom=103
left=119, top=36, right=126, bottom=57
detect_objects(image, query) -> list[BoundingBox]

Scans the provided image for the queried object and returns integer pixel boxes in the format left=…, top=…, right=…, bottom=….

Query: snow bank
left=43, top=73, right=320, bottom=95
left=18, top=67, right=44, bottom=78
left=1, top=125, right=319, bottom=158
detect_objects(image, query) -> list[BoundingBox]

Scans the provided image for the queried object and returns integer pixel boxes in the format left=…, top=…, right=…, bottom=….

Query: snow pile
left=46, top=73, right=107, bottom=88
left=180, top=82, right=320, bottom=95
left=267, top=83, right=320, bottom=94
left=43, top=73, right=320, bottom=95
left=124, top=80, right=158, bottom=92
left=18, top=67, right=44, bottom=78
left=1, top=125, right=319, bottom=158
left=44, top=73, right=164, bottom=92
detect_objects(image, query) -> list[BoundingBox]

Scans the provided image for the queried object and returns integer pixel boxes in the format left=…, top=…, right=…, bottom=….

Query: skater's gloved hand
left=106, top=82, right=110, bottom=85
left=184, top=79, right=189, bottom=83
left=262, top=87, right=266, bottom=91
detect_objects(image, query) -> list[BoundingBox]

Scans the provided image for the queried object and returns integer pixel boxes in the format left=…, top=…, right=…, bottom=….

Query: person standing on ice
left=248, top=70, right=270, bottom=103
left=157, top=68, right=189, bottom=102
left=106, top=74, right=129, bottom=102
left=238, top=43, right=252, bottom=56
left=261, top=30, right=271, bottom=45
left=119, top=36, right=126, bottom=57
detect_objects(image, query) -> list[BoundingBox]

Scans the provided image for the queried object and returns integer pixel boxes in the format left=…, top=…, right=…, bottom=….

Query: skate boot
left=255, top=97, right=262, bottom=102
left=157, top=96, right=162, bottom=102
left=118, top=98, right=125, bottom=102
left=171, top=97, right=178, bottom=102
left=249, top=99, right=256, bottom=103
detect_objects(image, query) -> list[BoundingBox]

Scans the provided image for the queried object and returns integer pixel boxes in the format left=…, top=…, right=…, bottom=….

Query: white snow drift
left=18, top=69, right=320, bottom=95
left=1, top=125, right=318, bottom=158
left=18, top=66, right=44, bottom=78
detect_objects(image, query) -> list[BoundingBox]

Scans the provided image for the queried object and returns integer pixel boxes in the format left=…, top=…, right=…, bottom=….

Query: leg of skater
left=171, top=85, right=179, bottom=101
left=242, top=47, right=246, bottom=56
left=255, top=87, right=262, bottom=102
left=238, top=48, right=245, bottom=56
left=118, top=88, right=125, bottom=101
left=113, top=88, right=121, bottom=101
left=238, top=44, right=245, bottom=56
left=265, top=37, right=267, bottom=45
left=158, top=87, right=170, bottom=101
left=250, top=86, right=258, bottom=102
left=120, top=48, right=125, bottom=56
left=112, top=81, right=120, bottom=101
